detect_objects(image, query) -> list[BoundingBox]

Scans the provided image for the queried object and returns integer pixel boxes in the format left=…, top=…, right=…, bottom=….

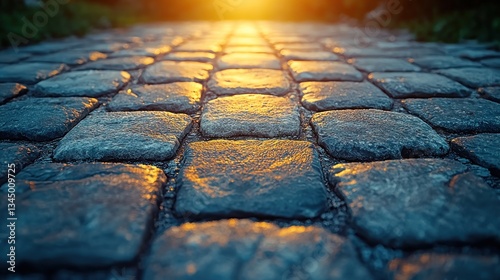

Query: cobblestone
left=403, top=98, right=500, bottom=132
left=479, top=86, right=500, bottom=102
left=0, top=62, right=68, bottom=84
left=75, top=56, right=155, bottom=71
left=0, top=143, right=39, bottom=184
left=451, top=133, right=500, bottom=172
left=216, top=53, right=281, bottom=69
left=200, top=94, right=300, bottom=137
left=140, top=61, right=213, bottom=84
left=0, top=83, right=27, bottom=104
left=161, top=51, right=216, bottom=62
left=311, top=109, right=448, bottom=161
left=288, top=61, right=363, bottom=82
left=208, top=69, right=291, bottom=95
left=144, top=219, right=371, bottom=280
left=0, top=162, right=166, bottom=268
left=349, top=58, right=420, bottom=72
left=410, top=55, right=481, bottom=69
left=175, top=140, right=327, bottom=218
left=435, top=67, right=500, bottom=88
left=330, top=159, right=500, bottom=248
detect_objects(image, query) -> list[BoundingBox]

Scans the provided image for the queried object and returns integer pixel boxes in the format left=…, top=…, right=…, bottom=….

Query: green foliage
left=0, top=0, right=142, bottom=48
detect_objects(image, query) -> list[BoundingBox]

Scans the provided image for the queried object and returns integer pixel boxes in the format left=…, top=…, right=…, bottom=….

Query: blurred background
left=1, top=0, right=500, bottom=47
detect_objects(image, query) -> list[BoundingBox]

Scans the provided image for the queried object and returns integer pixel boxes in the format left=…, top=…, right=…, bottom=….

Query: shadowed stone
left=26, top=51, right=107, bottom=65
left=140, top=61, right=212, bottom=84
left=144, top=219, right=372, bottom=280
left=0, top=163, right=166, bottom=268
left=479, top=87, right=500, bottom=102
left=216, top=53, right=281, bottom=69
left=389, top=254, right=500, bottom=280
left=0, top=51, right=31, bottom=63
left=208, top=69, right=290, bottom=95
left=201, top=94, right=300, bottom=137
left=403, top=98, right=500, bottom=133
left=108, top=82, right=203, bottom=114
left=300, top=81, right=393, bottom=111
left=281, top=50, right=339, bottom=61
left=411, top=55, right=481, bottom=69
left=75, top=56, right=154, bottom=70
left=0, top=63, right=67, bottom=84
left=330, top=159, right=500, bottom=248
left=0, top=97, right=98, bottom=141
left=33, top=70, right=130, bottom=97
left=451, top=134, right=500, bottom=172
left=456, top=49, right=500, bottom=60
left=288, top=61, right=363, bottom=82
left=435, top=67, right=500, bottom=88
left=175, top=140, right=328, bottom=218
left=54, top=111, right=192, bottom=161
left=334, top=47, right=443, bottom=58
left=369, top=72, right=471, bottom=98
left=480, top=58, right=500, bottom=68
left=349, top=58, right=420, bottom=72
left=18, top=41, right=82, bottom=54
left=162, top=52, right=215, bottom=62
left=0, top=83, right=27, bottom=104
left=311, top=109, right=448, bottom=161
left=0, top=143, right=39, bottom=184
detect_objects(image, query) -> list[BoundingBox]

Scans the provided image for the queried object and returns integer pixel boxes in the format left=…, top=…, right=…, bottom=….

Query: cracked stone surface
left=108, top=82, right=203, bottom=113
left=288, top=61, right=363, bottom=82
left=54, top=111, right=192, bottom=161
left=0, top=143, right=39, bottom=184
left=349, top=58, right=421, bottom=72
left=0, top=162, right=166, bottom=268
left=435, top=67, right=500, bottom=88
left=311, top=109, right=449, bottom=161
left=0, top=83, right=27, bottom=104
left=300, top=81, right=393, bottom=111
left=144, top=219, right=372, bottom=280
left=403, top=98, right=500, bottom=132
left=329, top=159, right=500, bottom=248
left=201, top=94, right=300, bottom=137
left=217, top=53, right=281, bottom=69
left=0, top=97, right=98, bottom=141
left=140, top=61, right=213, bottom=83
left=208, top=69, right=291, bottom=95
left=451, top=133, right=500, bottom=171
left=33, top=70, right=130, bottom=97
left=389, top=254, right=500, bottom=280
left=0, top=62, right=68, bottom=84
left=369, top=72, right=471, bottom=98
left=75, top=56, right=155, bottom=70
left=175, top=140, right=327, bottom=219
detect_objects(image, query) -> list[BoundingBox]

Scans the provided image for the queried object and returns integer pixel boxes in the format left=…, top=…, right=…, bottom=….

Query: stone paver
left=0, top=143, right=39, bottom=184
left=369, top=72, right=471, bottom=98
left=403, top=98, right=500, bottom=132
left=0, top=50, right=31, bottom=63
left=0, top=97, right=98, bottom=141
left=288, top=61, right=363, bottom=82
left=300, top=81, right=393, bottom=111
left=334, top=47, right=443, bottom=58
left=161, top=52, right=215, bottom=62
left=281, top=50, right=339, bottom=61
left=140, top=61, right=213, bottom=84
left=54, top=111, right=192, bottom=161
left=224, top=45, right=275, bottom=53
left=410, top=55, right=481, bottom=69
left=451, top=134, right=500, bottom=171
left=0, top=163, right=166, bottom=268
left=0, top=62, right=67, bottom=84
left=26, top=51, right=107, bottom=65
left=108, top=82, right=203, bottom=113
left=144, top=219, right=372, bottom=280
left=389, top=254, right=500, bottom=280
left=33, top=70, right=130, bottom=97
left=175, top=41, right=222, bottom=53
left=435, top=67, right=500, bottom=88
left=109, top=45, right=171, bottom=58
left=216, top=53, right=281, bottom=69
left=311, top=109, right=448, bottom=161
left=208, top=69, right=291, bottom=95
left=200, top=94, right=300, bottom=138
left=480, top=58, right=500, bottom=68
left=75, top=56, right=155, bottom=71
left=0, top=83, right=27, bottom=104
left=349, top=58, right=420, bottom=72
left=175, top=140, right=327, bottom=218
left=330, top=159, right=500, bottom=247
left=455, top=49, right=500, bottom=60
left=479, top=86, right=500, bottom=102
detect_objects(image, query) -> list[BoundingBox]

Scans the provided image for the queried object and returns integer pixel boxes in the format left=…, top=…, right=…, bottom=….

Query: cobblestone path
left=1, top=22, right=500, bottom=279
